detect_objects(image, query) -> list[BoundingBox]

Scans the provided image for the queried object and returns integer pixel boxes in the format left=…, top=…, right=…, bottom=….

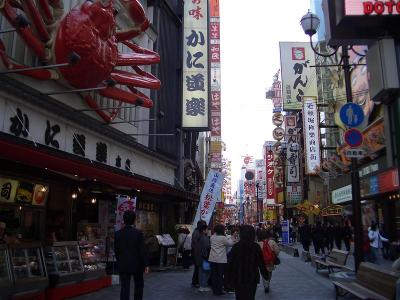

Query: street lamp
left=300, top=11, right=363, bottom=271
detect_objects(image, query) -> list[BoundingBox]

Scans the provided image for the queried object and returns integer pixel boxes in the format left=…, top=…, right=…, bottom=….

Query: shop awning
left=0, top=137, right=198, bottom=201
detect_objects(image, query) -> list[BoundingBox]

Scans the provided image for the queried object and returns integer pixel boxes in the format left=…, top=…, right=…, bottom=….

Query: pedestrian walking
left=199, top=224, right=211, bottom=292
left=368, top=221, right=389, bottom=264
left=312, top=221, right=325, bottom=255
left=326, top=222, right=335, bottom=252
left=333, top=222, right=343, bottom=250
left=298, top=220, right=312, bottom=252
left=226, top=225, right=269, bottom=300
left=343, top=222, right=353, bottom=252
left=114, top=211, right=149, bottom=300
left=379, top=223, right=390, bottom=259
left=208, top=224, right=235, bottom=296
left=191, top=220, right=206, bottom=287
left=257, top=229, right=280, bottom=293
left=178, top=227, right=191, bottom=269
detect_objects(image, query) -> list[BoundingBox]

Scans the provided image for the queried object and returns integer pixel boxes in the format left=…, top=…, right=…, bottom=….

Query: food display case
left=9, top=242, right=48, bottom=295
left=45, top=241, right=85, bottom=286
left=78, top=240, right=106, bottom=279
left=0, top=244, right=13, bottom=298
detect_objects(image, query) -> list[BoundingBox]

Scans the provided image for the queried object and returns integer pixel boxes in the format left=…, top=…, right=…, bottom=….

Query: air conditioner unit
left=367, top=39, right=400, bottom=104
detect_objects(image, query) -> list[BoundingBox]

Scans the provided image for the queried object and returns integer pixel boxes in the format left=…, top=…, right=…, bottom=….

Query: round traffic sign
left=340, top=103, right=364, bottom=128
left=344, top=128, right=363, bottom=147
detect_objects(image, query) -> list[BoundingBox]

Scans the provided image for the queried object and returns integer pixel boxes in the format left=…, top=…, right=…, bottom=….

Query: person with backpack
left=257, top=229, right=280, bottom=293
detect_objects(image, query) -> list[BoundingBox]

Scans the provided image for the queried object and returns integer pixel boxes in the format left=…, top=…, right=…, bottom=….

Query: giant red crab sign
left=0, top=0, right=161, bottom=122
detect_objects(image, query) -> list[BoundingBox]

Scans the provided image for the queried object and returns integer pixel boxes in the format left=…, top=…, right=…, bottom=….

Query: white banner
left=193, top=170, right=224, bottom=226
left=303, top=96, right=321, bottom=174
left=115, top=195, right=137, bottom=231
left=182, top=0, right=209, bottom=129
left=280, top=42, right=318, bottom=110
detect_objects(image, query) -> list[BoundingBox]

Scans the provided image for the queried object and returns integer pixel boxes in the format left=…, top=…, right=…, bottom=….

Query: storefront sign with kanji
left=303, top=96, right=321, bottom=174
left=182, top=0, right=209, bottom=129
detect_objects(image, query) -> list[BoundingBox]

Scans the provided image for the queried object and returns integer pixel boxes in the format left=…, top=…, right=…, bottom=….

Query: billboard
left=303, top=96, right=321, bottom=174
left=182, top=0, right=209, bottom=129
left=280, top=42, right=318, bottom=110
left=285, top=115, right=300, bottom=183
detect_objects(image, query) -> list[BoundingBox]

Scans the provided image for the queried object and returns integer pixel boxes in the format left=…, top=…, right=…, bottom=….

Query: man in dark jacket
left=115, top=211, right=148, bottom=300
left=191, top=220, right=206, bottom=287
left=298, top=220, right=312, bottom=252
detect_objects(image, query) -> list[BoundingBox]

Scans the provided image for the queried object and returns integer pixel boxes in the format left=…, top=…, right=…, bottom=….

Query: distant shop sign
left=345, top=0, right=400, bottom=16
left=332, top=185, right=352, bottom=204
left=322, top=0, right=400, bottom=45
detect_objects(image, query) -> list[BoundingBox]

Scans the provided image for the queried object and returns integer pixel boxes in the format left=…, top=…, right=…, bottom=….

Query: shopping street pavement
left=70, top=249, right=364, bottom=300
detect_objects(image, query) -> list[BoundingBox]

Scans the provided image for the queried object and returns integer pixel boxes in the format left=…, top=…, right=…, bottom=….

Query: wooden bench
left=315, top=249, right=352, bottom=274
left=332, top=262, right=399, bottom=300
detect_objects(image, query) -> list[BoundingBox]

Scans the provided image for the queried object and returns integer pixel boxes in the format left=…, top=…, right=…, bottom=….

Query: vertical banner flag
left=303, top=96, right=321, bottom=174
left=285, top=116, right=300, bottom=183
left=265, top=142, right=275, bottom=204
left=193, top=170, right=224, bottom=226
left=115, top=195, right=137, bottom=231
left=280, top=42, right=318, bottom=110
left=209, top=0, right=222, bottom=169
left=182, top=0, right=209, bottom=129
left=255, top=159, right=266, bottom=200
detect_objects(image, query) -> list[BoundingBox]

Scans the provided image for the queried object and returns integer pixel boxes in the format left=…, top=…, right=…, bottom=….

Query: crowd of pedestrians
left=189, top=221, right=280, bottom=299
left=298, top=219, right=354, bottom=255
left=113, top=210, right=395, bottom=300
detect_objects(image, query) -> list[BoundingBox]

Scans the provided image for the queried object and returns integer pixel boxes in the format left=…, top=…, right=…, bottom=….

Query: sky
left=219, top=0, right=311, bottom=191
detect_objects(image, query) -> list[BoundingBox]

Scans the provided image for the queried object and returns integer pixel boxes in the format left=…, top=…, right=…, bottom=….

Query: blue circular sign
left=340, top=103, right=364, bottom=128
left=344, top=128, right=363, bottom=147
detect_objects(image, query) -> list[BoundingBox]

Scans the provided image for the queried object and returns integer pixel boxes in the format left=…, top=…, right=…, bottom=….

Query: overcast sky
left=219, top=0, right=311, bottom=191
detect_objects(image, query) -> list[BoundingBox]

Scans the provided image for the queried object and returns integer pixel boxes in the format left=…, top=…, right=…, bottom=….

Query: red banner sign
left=266, top=151, right=275, bottom=201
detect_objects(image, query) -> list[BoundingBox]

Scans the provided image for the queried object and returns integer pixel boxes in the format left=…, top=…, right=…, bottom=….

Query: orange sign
left=210, top=0, right=220, bottom=17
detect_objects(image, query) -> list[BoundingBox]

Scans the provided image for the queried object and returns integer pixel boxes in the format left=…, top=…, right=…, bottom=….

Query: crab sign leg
left=0, top=40, right=54, bottom=80
left=84, top=95, right=123, bottom=123
left=20, top=0, right=50, bottom=42
left=111, top=69, right=161, bottom=90
left=37, top=0, right=55, bottom=24
left=117, top=41, right=160, bottom=66
left=99, top=86, right=153, bottom=108
left=116, top=0, right=150, bottom=42
left=0, top=1, right=47, bottom=60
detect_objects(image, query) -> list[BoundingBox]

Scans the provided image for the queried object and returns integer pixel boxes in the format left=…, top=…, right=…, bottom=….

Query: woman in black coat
left=226, top=225, right=269, bottom=300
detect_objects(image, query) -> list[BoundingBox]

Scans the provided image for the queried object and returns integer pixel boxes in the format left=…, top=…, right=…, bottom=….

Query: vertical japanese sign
left=255, top=159, right=266, bottom=200
left=303, top=96, right=321, bottom=174
left=182, top=0, right=209, bottom=129
left=280, top=42, right=318, bottom=110
left=193, top=170, right=224, bottom=226
left=209, top=0, right=222, bottom=169
left=272, top=71, right=283, bottom=113
left=265, top=142, right=275, bottom=203
left=285, top=116, right=300, bottom=183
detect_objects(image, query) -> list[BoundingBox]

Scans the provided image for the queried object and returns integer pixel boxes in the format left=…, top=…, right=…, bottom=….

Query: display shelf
left=8, top=242, right=48, bottom=295
left=78, top=240, right=106, bottom=279
left=0, top=244, right=13, bottom=298
left=45, top=241, right=85, bottom=286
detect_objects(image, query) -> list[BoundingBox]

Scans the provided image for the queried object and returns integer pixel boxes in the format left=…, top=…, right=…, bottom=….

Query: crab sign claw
left=116, top=0, right=150, bottom=42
